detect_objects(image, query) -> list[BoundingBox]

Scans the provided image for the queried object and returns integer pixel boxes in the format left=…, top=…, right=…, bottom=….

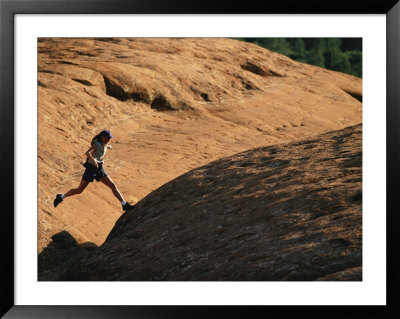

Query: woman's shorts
left=82, top=162, right=108, bottom=182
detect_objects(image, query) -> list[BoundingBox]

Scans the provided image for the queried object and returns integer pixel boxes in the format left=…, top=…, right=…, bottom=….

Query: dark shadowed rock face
left=38, top=231, right=98, bottom=281
left=61, top=124, right=362, bottom=281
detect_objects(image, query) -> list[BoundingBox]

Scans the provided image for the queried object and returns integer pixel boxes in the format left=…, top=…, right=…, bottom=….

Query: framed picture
left=1, top=0, right=399, bottom=318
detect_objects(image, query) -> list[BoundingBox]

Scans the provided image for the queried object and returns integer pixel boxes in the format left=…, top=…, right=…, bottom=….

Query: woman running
left=53, top=129, right=134, bottom=212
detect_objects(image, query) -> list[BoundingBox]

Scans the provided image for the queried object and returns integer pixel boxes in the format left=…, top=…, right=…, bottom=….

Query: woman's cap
left=100, top=129, right=113, bottom=139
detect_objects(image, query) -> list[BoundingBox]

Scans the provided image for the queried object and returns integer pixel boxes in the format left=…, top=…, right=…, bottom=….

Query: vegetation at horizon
left=236, top=38, right=362, bottom=78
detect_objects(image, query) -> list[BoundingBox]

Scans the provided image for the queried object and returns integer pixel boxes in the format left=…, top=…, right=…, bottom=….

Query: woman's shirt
left=91, top=141, right=107, bottom=164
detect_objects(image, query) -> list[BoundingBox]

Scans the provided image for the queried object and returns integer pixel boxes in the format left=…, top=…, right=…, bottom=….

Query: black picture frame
left=1, top=0, right=399, bottom=318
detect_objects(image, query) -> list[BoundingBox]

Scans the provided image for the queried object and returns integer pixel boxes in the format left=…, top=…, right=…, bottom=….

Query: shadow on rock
left=38, top=230, right=98, bottom=281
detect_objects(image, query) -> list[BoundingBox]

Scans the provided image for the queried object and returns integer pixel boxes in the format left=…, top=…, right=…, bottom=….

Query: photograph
left=2, top=0, right=399, bottom=317
left=37, top=37, right=363, bottom=281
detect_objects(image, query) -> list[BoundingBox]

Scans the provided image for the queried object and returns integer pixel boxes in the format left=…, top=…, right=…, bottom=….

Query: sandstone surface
left=38, top=38, right=362, bottom=280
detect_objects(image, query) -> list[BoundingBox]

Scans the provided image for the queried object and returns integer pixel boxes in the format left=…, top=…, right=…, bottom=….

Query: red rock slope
left=38, top=38, right=362, bottom=253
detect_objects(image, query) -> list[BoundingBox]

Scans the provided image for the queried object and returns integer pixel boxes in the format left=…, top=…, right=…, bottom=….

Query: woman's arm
left=85, top=144, right=98, bottom=168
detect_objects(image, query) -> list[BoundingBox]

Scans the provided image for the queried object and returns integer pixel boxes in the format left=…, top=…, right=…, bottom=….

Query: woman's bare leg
left=64, top=180, right=90, bottom=198
left=100, top=175, right=124, bottom=202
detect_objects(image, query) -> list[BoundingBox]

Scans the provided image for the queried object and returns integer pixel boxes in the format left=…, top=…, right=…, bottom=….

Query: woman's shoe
left=54, top=194, right=63, bottom=208
left=122, top=202, right=135, bottom=211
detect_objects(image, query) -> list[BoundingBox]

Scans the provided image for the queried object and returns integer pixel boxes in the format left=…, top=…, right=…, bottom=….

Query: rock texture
left=38, top=38, right=362, bottom=255
left=55, top=124, right=362, bottom=281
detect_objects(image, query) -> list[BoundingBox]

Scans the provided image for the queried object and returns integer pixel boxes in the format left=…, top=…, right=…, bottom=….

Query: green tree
left=306, top=38, right=326, bottom=67
left=346, top=51, right=362, bottom=78
left=290, top=38, right=307, bottom=62
left=324, top=39, right=348, bottom=72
